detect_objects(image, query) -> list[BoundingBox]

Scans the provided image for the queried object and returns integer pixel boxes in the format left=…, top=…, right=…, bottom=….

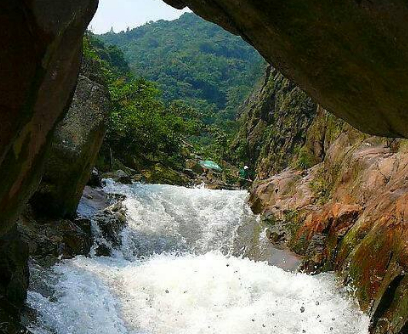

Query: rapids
left=28, top=182, right=370, bottom=334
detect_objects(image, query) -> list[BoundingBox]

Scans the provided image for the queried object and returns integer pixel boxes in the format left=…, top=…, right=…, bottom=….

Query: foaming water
left=103, top=181, right=250, bottom=257
left=28, top=182, right=370, bottom=334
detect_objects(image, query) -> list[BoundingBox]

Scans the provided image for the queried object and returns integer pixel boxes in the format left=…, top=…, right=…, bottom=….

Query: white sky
left=90, top=0, right=191, bottom=34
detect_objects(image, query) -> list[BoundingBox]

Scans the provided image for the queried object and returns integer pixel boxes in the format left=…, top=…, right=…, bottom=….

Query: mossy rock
left=142, top=164, right=190, bottom=186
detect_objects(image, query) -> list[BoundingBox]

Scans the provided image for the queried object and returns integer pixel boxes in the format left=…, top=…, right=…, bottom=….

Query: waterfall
left=28, top=182, right=369, bottom=334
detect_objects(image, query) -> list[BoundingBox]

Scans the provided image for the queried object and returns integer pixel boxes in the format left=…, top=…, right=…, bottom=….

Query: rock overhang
left=163, top=0, right=408, bottom=138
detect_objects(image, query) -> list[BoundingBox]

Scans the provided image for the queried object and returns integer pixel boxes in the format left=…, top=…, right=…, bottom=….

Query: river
left=27, top=182, right=370, bottom=334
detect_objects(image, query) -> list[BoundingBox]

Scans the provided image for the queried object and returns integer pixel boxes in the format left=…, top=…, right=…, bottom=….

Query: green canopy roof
left=200, top=160, right=222, bottom=172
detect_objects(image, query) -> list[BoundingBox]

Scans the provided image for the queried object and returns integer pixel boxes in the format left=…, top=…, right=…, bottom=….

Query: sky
left=90, top=0, right=191, bottom=34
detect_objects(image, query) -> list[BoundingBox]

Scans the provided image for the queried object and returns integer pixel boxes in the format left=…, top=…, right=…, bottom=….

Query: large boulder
left=165, top=0, right=408, bottom=138
left=0, top=0, right=98, bottom=236
left=30, top=57, right=110, bottom=219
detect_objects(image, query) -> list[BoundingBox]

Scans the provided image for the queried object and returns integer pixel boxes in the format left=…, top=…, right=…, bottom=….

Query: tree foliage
left=84, top=13, right=265, bottom=171
left=84, top=34, right=206, bottom=169
left=98, top=13, right=265, bottom=128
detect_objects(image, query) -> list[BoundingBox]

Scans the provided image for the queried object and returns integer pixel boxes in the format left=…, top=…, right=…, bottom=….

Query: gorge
left=1, top=0, right=408, bottom=333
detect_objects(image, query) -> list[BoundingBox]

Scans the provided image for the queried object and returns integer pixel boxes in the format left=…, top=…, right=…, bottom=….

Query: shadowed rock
left=0, top=0, right=98, bottom=235
left=0, top=227, right=29, bottom=333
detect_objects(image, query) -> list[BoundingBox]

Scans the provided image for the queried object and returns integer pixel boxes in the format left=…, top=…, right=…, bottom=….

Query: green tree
left=98, top=13, right=265, bottom=132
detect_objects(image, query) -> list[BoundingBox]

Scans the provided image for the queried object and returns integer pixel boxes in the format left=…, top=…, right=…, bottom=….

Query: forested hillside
left=82, top=34, right=243, bottom=187
left=98, top=13, right=265, bottom=127
left=83, top=35, right=205, bottom=173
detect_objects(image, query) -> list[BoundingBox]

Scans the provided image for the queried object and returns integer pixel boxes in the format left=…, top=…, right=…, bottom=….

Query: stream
left=27, top=182, right=370, bottom=334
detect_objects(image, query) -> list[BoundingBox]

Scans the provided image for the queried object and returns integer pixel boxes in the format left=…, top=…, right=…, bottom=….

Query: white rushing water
left=28, top=182, right=370, bottom=334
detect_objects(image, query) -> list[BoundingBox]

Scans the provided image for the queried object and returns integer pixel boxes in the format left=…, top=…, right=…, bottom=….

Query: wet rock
left=0, top=227, right=29, bottom=333
left=263, top=213, right=292, bottom=245
left=77, top=186, right=112, bottom=219
left=102, top=170, right=133, bottom=184
left=74, top=218, right=92, bottom=237
left=266, top=228, right=286, bottom=244
left=94, top=201, right=127, bottom=249
left=141, top=163, right=190, bottom=186
left=88, top=168, right=103, bottom=188
left=132, top=174, right=144, bottom=182
left=249, top=116, right=408, bottom=332
left=94, top=243, right=111, bottom=257
left=113, top=170, right=132, bottom=184
left=17, top=205, right=92, bottom=265
left=300, top=234, right=327, bottom=273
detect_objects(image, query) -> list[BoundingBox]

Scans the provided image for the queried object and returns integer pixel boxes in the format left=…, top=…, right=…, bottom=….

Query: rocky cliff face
left=0, top=32, right=110, bottom=332
left=30, top=56, right=110, bottom=219
left=249, top=109, right=408, bottom=333
left=1, top=2, right=408, bottom=332
left=164, top=0, right=408, bottom=138
left=0, top=0, right=98, bottom=236
left=231, top=66, right=316, bottom=178
left=2, top=0, right=408, bottom=238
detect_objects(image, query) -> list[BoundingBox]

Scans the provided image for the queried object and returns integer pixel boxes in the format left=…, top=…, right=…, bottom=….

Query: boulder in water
left=17, top=205, right=93, bottom=264
left=88, top=168, right=103, bottom=188
left=0, top=226, right=29, bottom=333
left=113, top=170, right=132, bottom=184
left=94, top=201, right=128, bottom=253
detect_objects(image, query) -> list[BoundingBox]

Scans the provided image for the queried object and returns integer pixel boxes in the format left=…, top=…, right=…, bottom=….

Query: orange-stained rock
left=250, top=122, right=408, bottom=333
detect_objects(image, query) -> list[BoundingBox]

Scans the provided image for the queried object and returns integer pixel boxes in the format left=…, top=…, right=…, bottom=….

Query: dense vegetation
left=83, top=14, right=266, bottom=176
left=84, top=35, right=204, bottom=171
left=98, top=13, right=265, bottom=129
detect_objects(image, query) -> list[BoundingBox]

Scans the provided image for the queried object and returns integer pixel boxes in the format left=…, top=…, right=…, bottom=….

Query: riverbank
left=99, top=156, right=242, bottom=190
left=0, top=185, right=126, bottom=334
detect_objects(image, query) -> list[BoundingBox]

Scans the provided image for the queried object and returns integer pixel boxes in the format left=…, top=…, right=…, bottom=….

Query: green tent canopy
left=200, top=160, right=222, bottom=172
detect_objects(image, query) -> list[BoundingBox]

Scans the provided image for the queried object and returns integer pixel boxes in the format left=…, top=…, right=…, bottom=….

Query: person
left=239, top=165, right=252, bottom=188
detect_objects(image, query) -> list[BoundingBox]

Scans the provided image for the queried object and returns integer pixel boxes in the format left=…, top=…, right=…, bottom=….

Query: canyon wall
left=249, top=108, right=408, bottom=333
left=232, top=63, right=408, bottom=332
left=0, top=34, right=110, bottom=333
left=231, top=66, right=316, bottom=178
